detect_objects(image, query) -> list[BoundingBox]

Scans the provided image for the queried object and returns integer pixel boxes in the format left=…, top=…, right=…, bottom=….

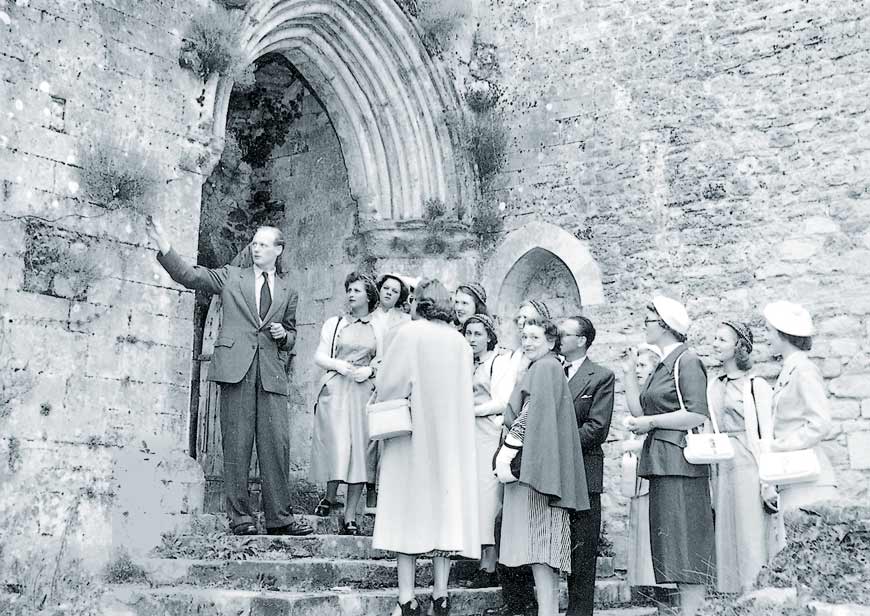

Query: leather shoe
left=267, top=519, right=314, bottom=536
left=231, top=523, right=258, bottom=536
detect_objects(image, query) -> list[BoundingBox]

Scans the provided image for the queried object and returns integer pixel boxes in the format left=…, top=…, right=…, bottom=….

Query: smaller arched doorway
left=483, top=221, right=605, bottom=347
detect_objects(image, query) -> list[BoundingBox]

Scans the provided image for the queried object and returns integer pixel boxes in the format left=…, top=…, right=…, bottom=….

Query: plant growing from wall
left=421, top=198, right=450, bottom=255
left=465, top=110, right=508, bottom=188
left=22, top=222, right=102, bottom=301
left=179, top=4, right=244, bottom=80
left=77, top=139, right=158, bottom=216
left=470, top=199, right=504, bottom=248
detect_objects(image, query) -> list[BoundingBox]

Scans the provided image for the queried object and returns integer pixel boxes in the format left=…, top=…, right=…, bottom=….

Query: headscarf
left=525, top=299, right=551, bottom=320
left=722, top=320, right=753, bottom=352
left=463, top=313, right=498, bottom=346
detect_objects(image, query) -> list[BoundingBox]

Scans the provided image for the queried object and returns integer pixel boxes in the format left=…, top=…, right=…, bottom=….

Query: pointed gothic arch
left=207, top=0, right=473, bottom=223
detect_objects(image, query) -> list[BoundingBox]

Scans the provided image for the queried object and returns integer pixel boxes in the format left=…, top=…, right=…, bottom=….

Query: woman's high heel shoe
left=431, top=595, right=450, bottom=616
left=397, top=598, right=421, bottom=616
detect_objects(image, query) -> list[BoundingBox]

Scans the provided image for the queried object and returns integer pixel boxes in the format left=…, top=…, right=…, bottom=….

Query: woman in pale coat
left=462, top=313, right=518, bottom=587
left=763, top=301, right=837, bottom=511
left=371, top=279, right=479, bottom=616
left=707, top=321, right=785, bottom=593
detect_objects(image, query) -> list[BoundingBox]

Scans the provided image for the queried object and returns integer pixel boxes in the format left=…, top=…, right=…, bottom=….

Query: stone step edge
left=106, top=582, right=643, bottom=611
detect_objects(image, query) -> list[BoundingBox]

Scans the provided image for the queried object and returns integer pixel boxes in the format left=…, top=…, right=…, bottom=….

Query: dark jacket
left=637, top=344, right=710, bottom=478
left=567, top=358, right=615, bottom=494
left=157, top=248, right=297, bottom=395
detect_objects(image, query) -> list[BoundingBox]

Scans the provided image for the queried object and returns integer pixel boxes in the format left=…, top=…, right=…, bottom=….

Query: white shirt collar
left=254, top=265, right=276, bottom=278
left=659, top=342, right=682, bottom=360
left=565, top=354, right=587, bottom=368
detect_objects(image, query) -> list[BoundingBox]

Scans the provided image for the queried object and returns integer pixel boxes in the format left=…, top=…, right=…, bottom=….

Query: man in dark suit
left=146, top=218, right=312, bottom=537
left=560, top=316, right=615, bottom=616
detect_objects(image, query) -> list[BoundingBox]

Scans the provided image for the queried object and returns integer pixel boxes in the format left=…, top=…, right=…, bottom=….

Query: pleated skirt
left=499, top=482, right=571, bottom=572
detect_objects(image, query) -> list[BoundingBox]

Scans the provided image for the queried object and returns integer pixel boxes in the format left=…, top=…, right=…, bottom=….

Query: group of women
left=308, top=271, right=837, bottom=616
left=621, top=297, right=837, bottom=616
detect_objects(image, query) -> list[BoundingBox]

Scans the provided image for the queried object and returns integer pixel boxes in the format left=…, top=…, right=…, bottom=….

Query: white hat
left=637, top=343, right=663, bottom=359
left=763, top=301, right=814, bottom=337
left=651, top=295, right=690, bottom=335
left=399, top=275, right=420, bottom=290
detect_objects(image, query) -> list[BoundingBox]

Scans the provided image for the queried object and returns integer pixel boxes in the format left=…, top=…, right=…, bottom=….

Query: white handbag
left=758, top=449, right=820, bottom=485
left=620, top=436, right=644, bottom=498
left=366, top=397, right=412, bottom=440
left=673, top=352, right=735, bottom=465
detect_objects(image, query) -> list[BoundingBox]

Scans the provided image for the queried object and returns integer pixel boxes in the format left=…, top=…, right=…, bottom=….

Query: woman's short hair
left=646, top=303, right=687, bottom=343
left=377, top=274, right=410, bottom=307
left=414, top=279, right=455, bottom=323
left=345, top=271, right=379, bottom=312
left=523, top=317, right=562, bottom=354
left=461, top=314, right=499, bottom=351
left=777, top=329, right=813, bottom=352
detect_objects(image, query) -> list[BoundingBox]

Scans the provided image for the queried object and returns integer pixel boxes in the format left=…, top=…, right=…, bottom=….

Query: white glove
left=494, top=435, right=521, bottom=484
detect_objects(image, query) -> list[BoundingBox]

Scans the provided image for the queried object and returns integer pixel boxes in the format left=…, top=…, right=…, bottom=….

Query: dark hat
left=526, top=299, right=551, bottom=320
left=464, top=313, right=498, bottom=346
left=457, top=282, right=487, bottom=308
left=722, top=320, right=754, bottom=352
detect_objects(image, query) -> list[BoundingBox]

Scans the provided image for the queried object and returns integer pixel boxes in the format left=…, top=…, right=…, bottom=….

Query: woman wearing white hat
left=763, top=301, right=837, bottom=511
left=623, top=296, right=714, bottom=616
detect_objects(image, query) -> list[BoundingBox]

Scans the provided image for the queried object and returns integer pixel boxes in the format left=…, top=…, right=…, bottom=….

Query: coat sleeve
left=774, top=364, right=832, bottom=451
left=676, top=353, right=710, bottom=418
left=374, top=326, right=413, bottom=403
left=157, top=248, right=229, bottom=295
left=475, top=354, right=518, bottom=416
left=578, top=369, right=615, bottom=449
left=278, top=288, right=298, bottom=350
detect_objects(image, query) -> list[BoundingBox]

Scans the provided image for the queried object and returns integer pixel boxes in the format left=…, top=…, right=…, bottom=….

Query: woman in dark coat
left=623, top=296, right=714, bottom=616
left=495, top=317, right=589, bottom=616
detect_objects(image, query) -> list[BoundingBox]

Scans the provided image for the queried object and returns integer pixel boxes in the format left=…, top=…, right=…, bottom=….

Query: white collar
left=659, top=342, right=682, bottom=360
left=565, top=354, right=587, bottom=368
left=254, top=265, right=276, bottom=277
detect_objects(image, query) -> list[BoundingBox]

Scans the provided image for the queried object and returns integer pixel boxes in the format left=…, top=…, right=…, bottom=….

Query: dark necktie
left=259, top=272, right=271, bottom=321
left=563, top=362, right=571, bottom=378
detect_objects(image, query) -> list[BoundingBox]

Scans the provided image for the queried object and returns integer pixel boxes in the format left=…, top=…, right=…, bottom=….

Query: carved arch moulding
left=482, top=221, right=606, bottom=329
left=197, top=0, right=474, bottom=228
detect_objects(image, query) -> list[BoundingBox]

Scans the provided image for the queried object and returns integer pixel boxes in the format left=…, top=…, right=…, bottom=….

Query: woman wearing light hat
left=707, top=321, right=784, bottom=594
left=763, top=301, right=837, bottom=511
left=623, top=296, right=714, bottom=616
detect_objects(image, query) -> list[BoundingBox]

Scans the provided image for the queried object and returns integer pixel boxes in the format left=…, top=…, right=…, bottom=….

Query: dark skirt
left=648, top=475, right=715, bottom=585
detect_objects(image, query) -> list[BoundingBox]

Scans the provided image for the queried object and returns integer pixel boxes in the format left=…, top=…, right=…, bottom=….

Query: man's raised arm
left=146, top=217, right=228, bottom=296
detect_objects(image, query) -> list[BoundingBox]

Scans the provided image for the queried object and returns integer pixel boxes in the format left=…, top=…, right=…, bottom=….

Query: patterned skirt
left=499, top=481, right=571, bottom=572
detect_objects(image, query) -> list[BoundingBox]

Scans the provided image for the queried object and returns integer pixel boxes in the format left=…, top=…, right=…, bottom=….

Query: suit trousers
left=220, top=354, right=294, bottom=530
left=567, top=492, right=602, bottom=616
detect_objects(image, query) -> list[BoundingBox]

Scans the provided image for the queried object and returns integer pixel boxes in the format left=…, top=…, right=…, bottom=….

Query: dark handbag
left=492, top=432, right=522, bottom=478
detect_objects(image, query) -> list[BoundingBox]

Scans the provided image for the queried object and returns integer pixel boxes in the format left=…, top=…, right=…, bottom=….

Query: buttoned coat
left=567, top=358, right=615, bottom=494
left=157, top=248, right=297, bottom=395
left=770, top=351, right=836, bottom=488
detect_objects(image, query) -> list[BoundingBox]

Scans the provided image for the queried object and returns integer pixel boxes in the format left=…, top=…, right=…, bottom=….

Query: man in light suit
left=147, top=218, right=312, bottom=536
left=560, top=316, right=615, bottom=616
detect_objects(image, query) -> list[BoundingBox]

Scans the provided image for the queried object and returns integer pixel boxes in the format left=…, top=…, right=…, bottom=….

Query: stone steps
left=156, top=533, right=617, bottom=578
left=103, top=583, right=647, bottom=616
left=186, top=512, right=376, bottom=536
left=139, top=556, right=628, bottom=597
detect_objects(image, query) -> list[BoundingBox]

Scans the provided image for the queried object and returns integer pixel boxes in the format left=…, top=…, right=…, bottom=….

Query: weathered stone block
left=830, top=399, right=860, bottom=420
left=846, top=432, right=870, bottom=470
left=830, top=374, right=870, bottom=399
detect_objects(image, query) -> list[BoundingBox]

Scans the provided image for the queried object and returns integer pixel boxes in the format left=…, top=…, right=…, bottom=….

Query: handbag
left=491, top=431, right=522, bottom=478
left=366, top=397, right=412, bottom=440
left=674, top=352, right=735, bottom=464
left=758, top=449, right=820, bottom=485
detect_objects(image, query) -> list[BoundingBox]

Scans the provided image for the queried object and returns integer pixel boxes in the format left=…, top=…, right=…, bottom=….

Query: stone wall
left=474, top=0, right=870, bottom=566
left=0, top=0, right=212, bottom=577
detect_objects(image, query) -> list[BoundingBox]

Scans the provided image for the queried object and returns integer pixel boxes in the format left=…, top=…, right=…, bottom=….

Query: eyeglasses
left=560, top=332, right=580, bottom=338
left=644, top=318, right=661, bottom=325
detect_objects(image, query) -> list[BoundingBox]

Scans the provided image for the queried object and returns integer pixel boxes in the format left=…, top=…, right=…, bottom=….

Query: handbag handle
left=674, top=351, right=721, bottom=435
left=329, top=316, right=342, bottom=359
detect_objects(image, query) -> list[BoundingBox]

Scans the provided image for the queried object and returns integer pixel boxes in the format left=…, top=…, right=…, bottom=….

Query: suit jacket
left=567, top=358, right=615, bottom=494
left=157, top=248, right=297, bottom=395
